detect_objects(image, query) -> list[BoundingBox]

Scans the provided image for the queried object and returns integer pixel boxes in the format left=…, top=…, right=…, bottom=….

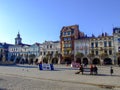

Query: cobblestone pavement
left=0, top=64, right=120, bottom=90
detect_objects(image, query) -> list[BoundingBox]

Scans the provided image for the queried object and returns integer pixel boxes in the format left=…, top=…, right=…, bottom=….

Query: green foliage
left=87, top=53, right=94, bottom=58
left=76, top=52, right=84, bottom=58
left=100, top=53, right=108, bottom=59
left=29, top=54, right=35, bottom=59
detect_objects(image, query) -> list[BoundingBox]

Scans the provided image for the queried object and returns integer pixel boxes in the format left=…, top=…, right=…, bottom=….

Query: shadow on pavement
left=0, top=88, right=7, bottom=90
left=0, top=64, right=38, bottom=68
left=75, top=73, right=120, bottom=77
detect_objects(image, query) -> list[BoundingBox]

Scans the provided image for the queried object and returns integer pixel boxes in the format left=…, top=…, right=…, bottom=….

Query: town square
left=0, top=64, right=120, bottom=90
left=0, top=0, right=120, bottom=90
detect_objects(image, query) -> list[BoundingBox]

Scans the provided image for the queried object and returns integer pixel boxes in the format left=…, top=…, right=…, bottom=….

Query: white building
left=39, top=41, right=61, bottom=64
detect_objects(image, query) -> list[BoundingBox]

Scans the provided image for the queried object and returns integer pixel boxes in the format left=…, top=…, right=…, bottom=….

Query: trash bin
left=50, top=64, right=54, bottom=70
left=39, top=64, right=43, bottom=70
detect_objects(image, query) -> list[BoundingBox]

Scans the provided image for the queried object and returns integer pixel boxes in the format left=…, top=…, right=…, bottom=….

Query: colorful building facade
left=60, top=25, right=84, bottom=63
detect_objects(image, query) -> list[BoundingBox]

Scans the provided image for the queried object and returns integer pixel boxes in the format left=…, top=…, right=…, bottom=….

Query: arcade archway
left=104, top=58, right=112, bottom=65
left=82, top=58, right=88, bottom=65
left=52, top=57, right=58, bottom=64
left=92, top=58, right=100, bottom=65
left=117, top=57, right=120, bottom=65
left=34, top=59, right=38, bottom=65
left=15, top=57, right=21, bottom=63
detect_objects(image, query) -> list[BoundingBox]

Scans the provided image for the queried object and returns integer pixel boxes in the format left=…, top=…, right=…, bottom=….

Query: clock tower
left=15, top=32, right=22, bottom=45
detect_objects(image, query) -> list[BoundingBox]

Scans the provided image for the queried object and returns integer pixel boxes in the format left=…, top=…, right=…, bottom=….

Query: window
left=40, top=52, right=42, bottom=55
left=68, top=37, right=71, bottom=41
left=64, top=51, right=67, bottom=55
left=64, top=44, right=67, bottom=47
left=50, top=45, right=52, bottom=48
left=104, top=41, right=107, bottom=47
left=51, top=51, right=53, bottom=55
left=118, top=38, right=120, bottom=43
left=91, top=42, right=94, bottom=48
left=68, top=44, right=72, bottom=47
left=44, top=52, right=46, bottom=55
left=108, top=41, right=112, bottom=47
left=67, top=31, right=71, bottom=35
left=119, top=30, right=120, bottom=33
left=63, top=32, right=66, bottom=36
left=47, top=45, right=49, bottom=49
left=96, top=51, right=98, bottom=55
left=95, top=42, right=98, bottom=47
left=64, top=38, right=67, bottom=41
left=109, top=50, right=112, bottom=55
left=104, top=50, right=107, bottom=54
left=118, top=47, right=120, bottom=52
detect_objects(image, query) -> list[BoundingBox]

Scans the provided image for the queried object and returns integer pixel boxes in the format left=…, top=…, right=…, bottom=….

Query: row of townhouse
left=7, top=32, right=60, bottom=64
left=1, top=25, right=120, bottom=65
left=60, top=25, right=120, bottom=65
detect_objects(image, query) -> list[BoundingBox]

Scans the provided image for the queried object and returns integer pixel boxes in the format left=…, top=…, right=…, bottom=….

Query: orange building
left=60, top=25, right=84, bottom=64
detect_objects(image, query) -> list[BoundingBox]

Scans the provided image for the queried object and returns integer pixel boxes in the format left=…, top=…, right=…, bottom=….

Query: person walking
left=90, top=64, right=93, bottom=75
left=110, top=67, right=113, bottom=76
left=79, top=64, right=84, bottom=75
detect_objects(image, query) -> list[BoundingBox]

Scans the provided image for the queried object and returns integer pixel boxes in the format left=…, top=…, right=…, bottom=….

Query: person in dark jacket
left=110, top=67, right=113, bottom=76
left=93, top=65, right=98, bottom=75
left=79, top=64, right=84, bottom=75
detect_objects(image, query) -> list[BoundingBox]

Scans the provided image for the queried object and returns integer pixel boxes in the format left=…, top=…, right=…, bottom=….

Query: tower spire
left=15, top=32, right=22, bottom=45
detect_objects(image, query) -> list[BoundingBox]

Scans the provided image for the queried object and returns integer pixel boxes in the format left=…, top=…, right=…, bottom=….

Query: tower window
left=119, top=30, right=120, bottom=33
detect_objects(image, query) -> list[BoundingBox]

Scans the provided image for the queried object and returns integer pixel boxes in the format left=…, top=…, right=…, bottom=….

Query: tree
left=116, top=52, right=120, bottom=65
left=100, top=53, right=108, bottom=60
left=46, top=51, right=52, bottom=64
left=87, top=53, right=95, bottom=64
left=76, top=52, right=84, bottom=58
left=43, top=57, right=48, bottom=63
left=52, top=51, right=59, bottom=64
left=75, top=52, right=84, bottom=64
left=116, top=52, right=120, bottom=57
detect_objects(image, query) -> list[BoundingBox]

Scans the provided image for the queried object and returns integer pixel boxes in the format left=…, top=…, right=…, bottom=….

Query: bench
left=83, top=68, right=91, bottom=72
left=75, top=67, right=98, bottom=75
left=75, top=68, right=90, bottom=74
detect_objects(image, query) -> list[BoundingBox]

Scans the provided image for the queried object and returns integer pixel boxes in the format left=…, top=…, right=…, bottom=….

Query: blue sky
left=0, top=0, right=120, bottom=44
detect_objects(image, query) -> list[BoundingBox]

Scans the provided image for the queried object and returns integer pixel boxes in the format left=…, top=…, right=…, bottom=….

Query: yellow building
left=89, top=33, right=114, bottom=65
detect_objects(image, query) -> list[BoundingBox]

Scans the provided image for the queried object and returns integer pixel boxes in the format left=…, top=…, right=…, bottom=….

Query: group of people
left=76, top=64, right=114, bottom=76
left=76, top=64, right=98, bottom=75
left=89, top=64, right=98, bottom=75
